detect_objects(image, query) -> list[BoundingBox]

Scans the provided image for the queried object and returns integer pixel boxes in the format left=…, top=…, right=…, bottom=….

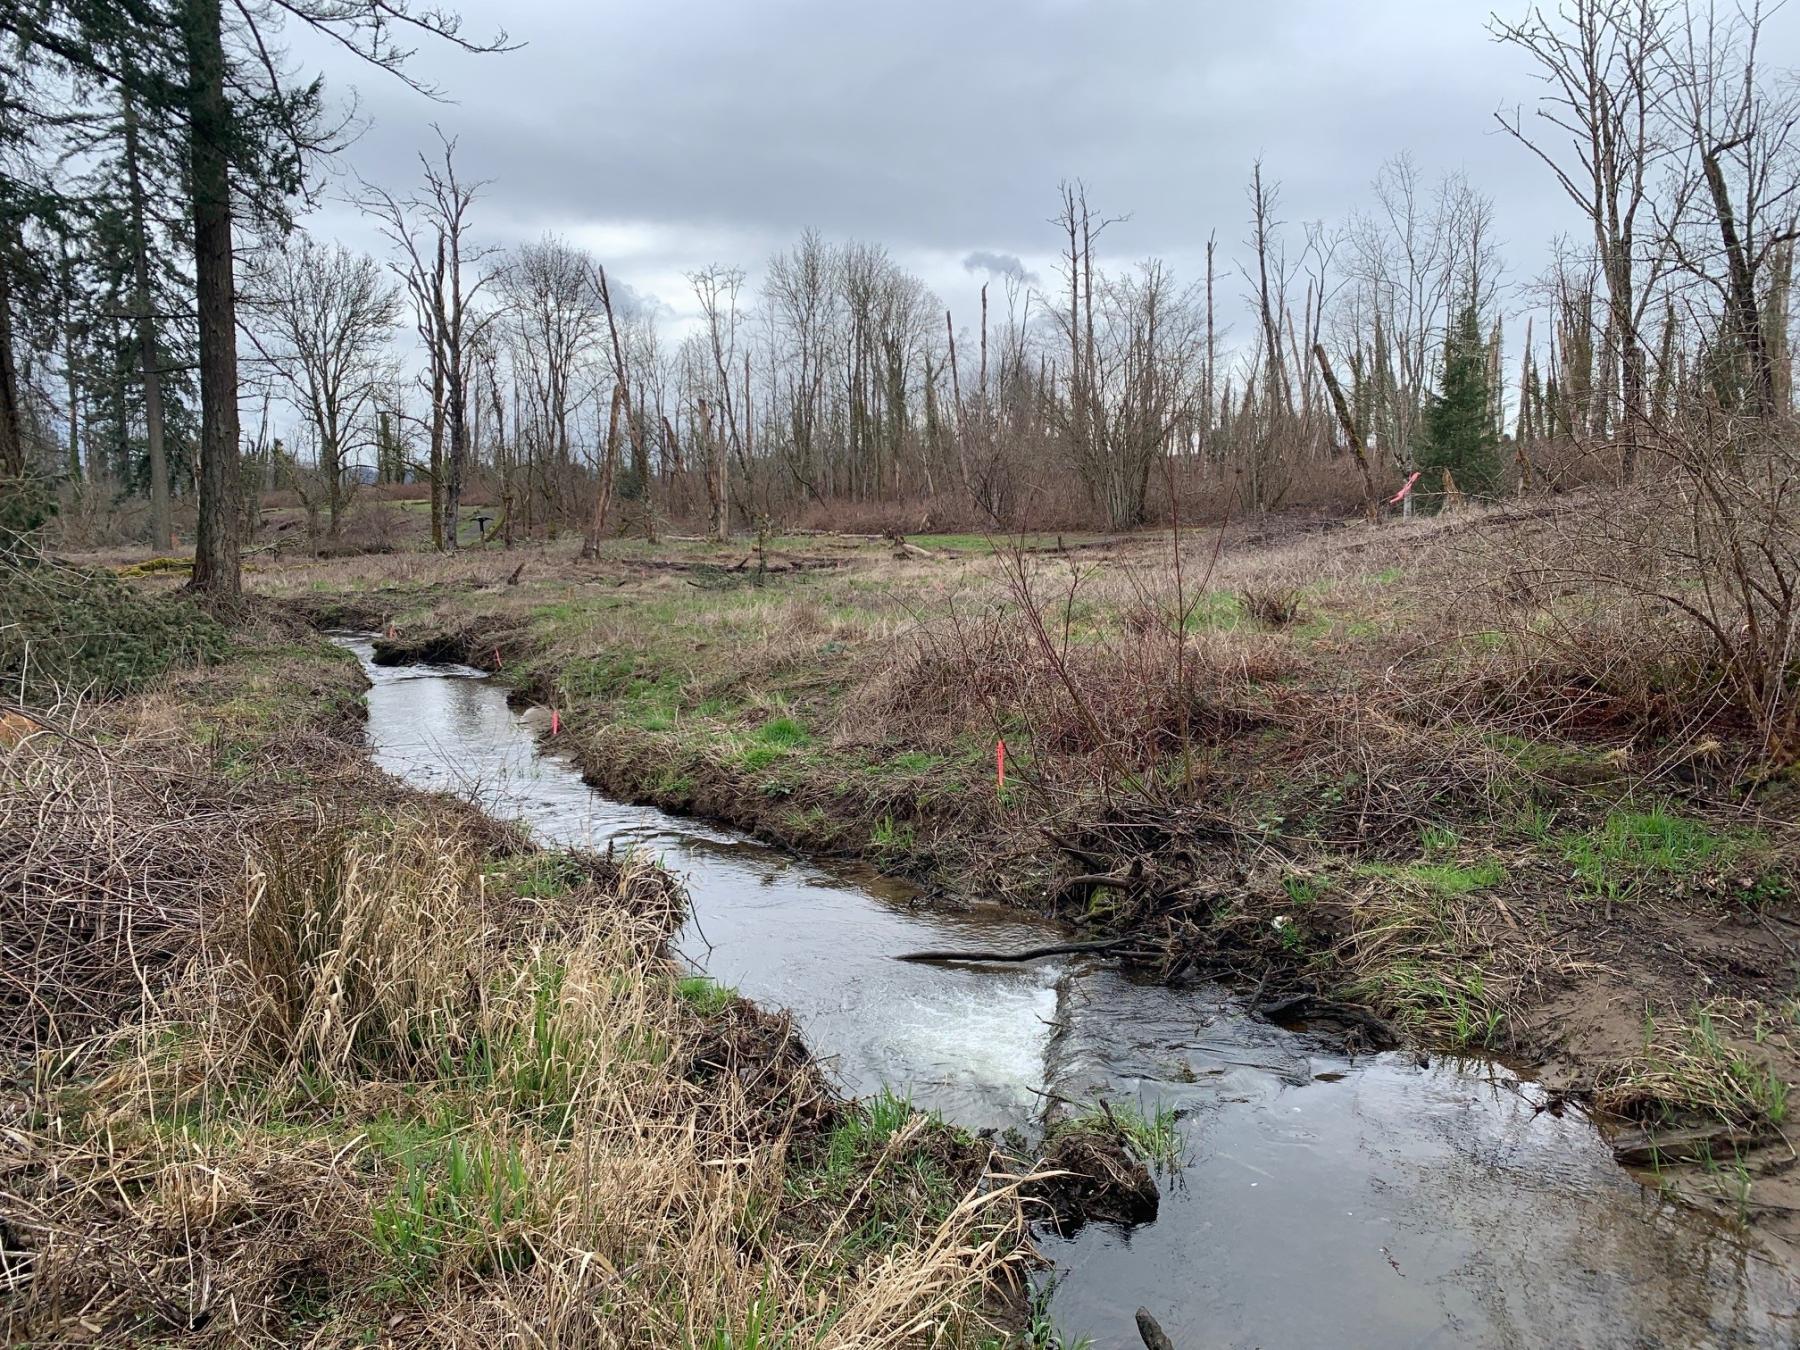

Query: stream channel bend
left=342, top=637, right=1798, bottom=1348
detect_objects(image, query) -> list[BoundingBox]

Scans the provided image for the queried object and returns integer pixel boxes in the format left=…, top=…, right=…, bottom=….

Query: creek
left=340, top=637, right=1797, bottom=1348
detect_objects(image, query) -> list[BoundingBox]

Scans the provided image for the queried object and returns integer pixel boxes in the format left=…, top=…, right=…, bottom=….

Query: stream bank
left=345, top=635, right=1800, bottom=1347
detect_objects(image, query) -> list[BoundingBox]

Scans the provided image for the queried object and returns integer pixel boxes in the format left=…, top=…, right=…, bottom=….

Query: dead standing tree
left=1660, top=0, right=1800, bottom=420
left=1493, top=0, right=1673, bottom=482
left=689, top=265, right=744, bottom=541
left=1043, top=183, right=1203, bottom=529
left=581, top=263, right=652, bottom=555
left=363, top=133, right=496, bottom=552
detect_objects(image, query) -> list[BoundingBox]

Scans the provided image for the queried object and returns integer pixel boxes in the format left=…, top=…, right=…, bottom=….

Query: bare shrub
left=336, top=501, right=406, bottom=553
left=0, top=716, right=242, bottom=1052
left=1457, top=424, right=1800, bottom=768
left=1239, top=581, right=1303, bottom=628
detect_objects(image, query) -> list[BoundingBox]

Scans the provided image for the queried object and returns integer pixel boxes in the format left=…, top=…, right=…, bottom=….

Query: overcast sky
left=289, top=0, right=1800, bottom=339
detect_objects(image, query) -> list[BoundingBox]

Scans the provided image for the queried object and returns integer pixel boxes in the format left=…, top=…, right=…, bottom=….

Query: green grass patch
left=1608, top=1005, right=1791, bottom=1130
left=370, top=1137, right=539, bottom=1283
left=1178, top=590, right=1246, bottom=633
left=487, top=853, right=587, bottom=900
left=1348, top=962, right=1506, bottom=1048
left=676, top=974, right=737, bottom=1016
left=1562, top=803, right=1756, bottom=901
left=1486, top=731, right=1623, bottom=785
left=1051, top=1099, right=1181, bottom=1171
left=1359, top=857, right=1505, bottom=897
left=738, top=745, right=783, bottom=772
left=869, top=814, right=916, bottom=855
left=753, top=716, right=811, bottom=749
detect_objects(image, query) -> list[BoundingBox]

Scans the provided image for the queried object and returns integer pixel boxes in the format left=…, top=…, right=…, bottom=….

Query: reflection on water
left=341, top=638, right=1799, bottom=1348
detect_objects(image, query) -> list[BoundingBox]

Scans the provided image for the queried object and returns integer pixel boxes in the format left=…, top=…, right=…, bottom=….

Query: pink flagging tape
left=997, top=738, right=1007, bottom=792
left=551, top=708, right=561, bottom=736
left=1387, top=471, right=1422, bottom=505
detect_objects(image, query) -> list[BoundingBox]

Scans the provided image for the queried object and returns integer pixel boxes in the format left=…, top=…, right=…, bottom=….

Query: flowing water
left=340, top=638, right=1798, bottom=1348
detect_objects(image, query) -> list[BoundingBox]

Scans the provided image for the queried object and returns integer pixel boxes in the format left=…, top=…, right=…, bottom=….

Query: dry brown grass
left=1, top=667, right=1030, bottom=1347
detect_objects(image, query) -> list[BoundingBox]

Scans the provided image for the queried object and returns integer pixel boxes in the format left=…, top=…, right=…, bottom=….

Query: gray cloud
left=962, top=250, right=1038, bottom=284
left=282, top=0, right=1800, bottom=332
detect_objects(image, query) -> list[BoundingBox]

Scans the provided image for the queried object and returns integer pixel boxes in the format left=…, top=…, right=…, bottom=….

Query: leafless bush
left=336, top=501, right=406, bottom=553
left=1239, top=581, right=1303, bottom=628
left=1458, top=425, right=1800, bottom=767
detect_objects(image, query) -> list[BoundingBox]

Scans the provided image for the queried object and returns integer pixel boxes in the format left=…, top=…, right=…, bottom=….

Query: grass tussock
left=1, top=705, right=1029, bottom=1346
left=1598, top=1001, right=1792, bottom=1132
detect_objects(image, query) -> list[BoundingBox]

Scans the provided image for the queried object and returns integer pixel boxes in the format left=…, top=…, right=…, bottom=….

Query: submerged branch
left=894, top=937, right=1132, bottom=965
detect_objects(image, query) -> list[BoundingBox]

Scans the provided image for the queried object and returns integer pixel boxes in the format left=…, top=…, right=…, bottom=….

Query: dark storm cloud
left=285, top=0, right=1800, bottom=320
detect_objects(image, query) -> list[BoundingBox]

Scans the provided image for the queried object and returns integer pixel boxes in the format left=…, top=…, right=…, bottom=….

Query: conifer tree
left=1418, top=302, right=1504, bottom=502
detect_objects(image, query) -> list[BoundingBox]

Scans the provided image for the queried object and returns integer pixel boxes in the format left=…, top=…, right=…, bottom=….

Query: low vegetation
left=0, top=625, right=1032, bottom=1346
left=0, top=551, right=229, bottom=703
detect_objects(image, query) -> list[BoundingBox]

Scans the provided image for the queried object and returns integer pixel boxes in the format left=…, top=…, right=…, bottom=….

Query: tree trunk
left=183, top=0, right=242, bottom=600
left=582, top=382, right=624, bottom=559
left=325, top=436, right=343, bottom=538
left=124, top=72, right=174, bottom=550
left=59, top=250, right=80, bottom=483
left=700, top=398, right=728, bottom=541
left=0, top=245, right=22, bottom=481
left=1703, top=147, right=1777, bottom=418
left=1312, top=343, right=1378, bottom=521
left=443, top=348, right=465, bottom=551
left=428, top=353, right=445, bottom=549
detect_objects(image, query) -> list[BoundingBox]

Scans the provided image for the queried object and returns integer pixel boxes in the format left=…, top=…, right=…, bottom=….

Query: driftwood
left=1136, top=1309, right=1177, bottom=1350
left=1052, top=870, right=1136, bottom=904
left=894, top=937, right=1131, bottom=965
left=1611, top=1122, right=1760, bottom=1167
left=1257, top=992, right=1396, bottom=1047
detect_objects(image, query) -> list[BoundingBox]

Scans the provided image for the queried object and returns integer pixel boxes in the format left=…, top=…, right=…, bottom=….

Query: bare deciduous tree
left=363, top=132, right=495, bottom=551
left=248, top=237, right=401, bottom=539
left=1494, top=0, right=1674, bottom=480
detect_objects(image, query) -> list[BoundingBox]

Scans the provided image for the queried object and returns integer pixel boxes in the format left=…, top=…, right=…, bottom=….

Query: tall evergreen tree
left=1418, top=302, right=1504, bottom=502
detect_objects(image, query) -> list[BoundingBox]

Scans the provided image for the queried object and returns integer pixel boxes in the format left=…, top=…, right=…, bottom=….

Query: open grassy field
left=196, top=496, right=1800, bottom=1260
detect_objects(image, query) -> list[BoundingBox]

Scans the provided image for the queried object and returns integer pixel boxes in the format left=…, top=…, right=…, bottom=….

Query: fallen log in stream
left=894, top=937, right=1133, bottom=965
